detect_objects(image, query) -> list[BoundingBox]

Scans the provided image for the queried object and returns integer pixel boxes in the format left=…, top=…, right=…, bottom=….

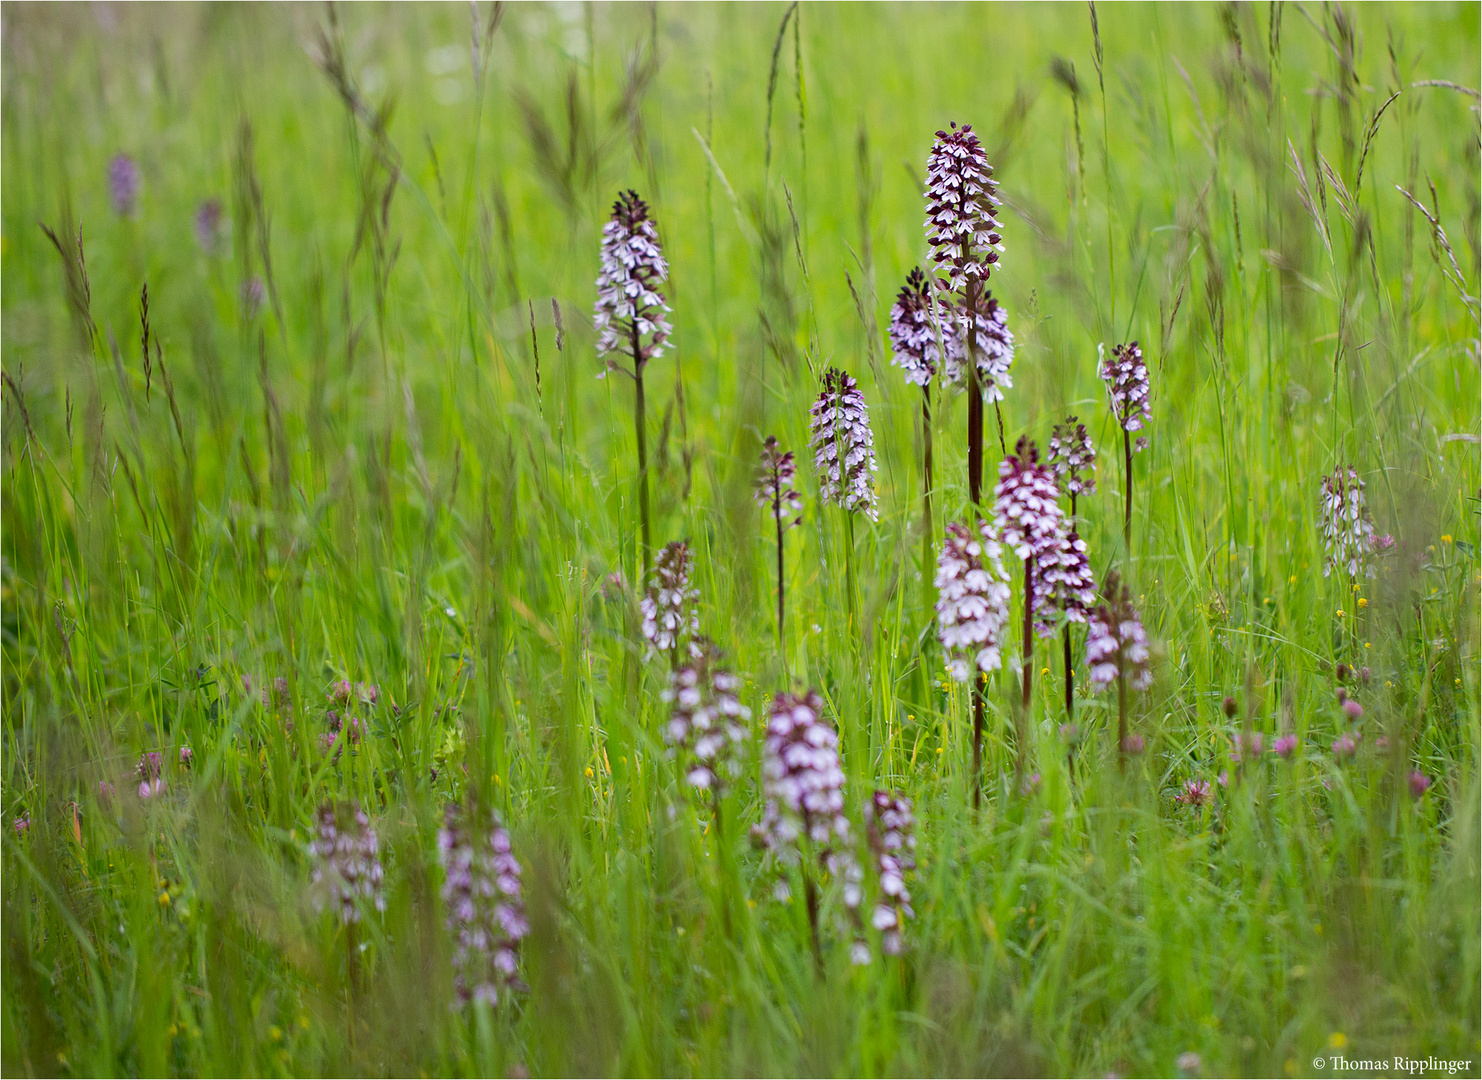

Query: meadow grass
left=2, top=3, right=1479, bottom=1076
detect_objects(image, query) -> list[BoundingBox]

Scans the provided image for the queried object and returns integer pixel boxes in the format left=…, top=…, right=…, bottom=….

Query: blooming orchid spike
left=941, top=296, right=1016, bottom=398
left=865, top=791, right=917, bottom=957
left=662, top=641, right=751, bottom=793
left=754, top=690, right=853, bottom=865
left=1085, top=571, right=1153, bottom=691
left=888, top=267, right=958, bottom=386
left=1048, top=417, right=1097, bottom=499
left=640, top=541, right=701, bottom=662
left=438, top=801, right=529, bottom=1006
left=754, top=437, right=803, bottom=527
left=594, top=189, right=672, bottom=378
left=808, top=368, right=879, bottom=520
left=1099, top=342, right=1151, bottom=447
left=308, top=800, right=385, bottom=924
left=1035, top=529, right=1098, bottom=637
left=1319, top=466, right=1383, bottom=579
left=993, top=437, right=1065, bottom=565
left=924, top=123, right=1003, bottom=294
left=934, top=519, right=1012, bottom=681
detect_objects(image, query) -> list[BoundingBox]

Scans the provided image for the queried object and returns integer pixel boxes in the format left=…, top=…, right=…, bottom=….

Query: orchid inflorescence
left=864, top=791, right=917, bottom=957
left=924, top=122, right=1003, bottom=293
left=809, top=368, right=879, bottom=521
left=308, top=800, right=385, bottom=925
left=934, top=519, right=1011, bottom=682
left=662, top=641, right=751, bottom=793
left=1085, top=571, right=1152, bottom=692
left=1100, top=341, right=1151, bottom=449
left=754, top=437, right=803, bottom=527
left=1048, top=417, right=1097, bottom=499
left=438, top=800, right=529, bottom=1007
left=593, top=189, right=672, bottom=377
left=1319, top=466, right=1390, bottom=579
left=888, top=266, right=956, bottom=387
left=640, top=541, right=701, bottom=663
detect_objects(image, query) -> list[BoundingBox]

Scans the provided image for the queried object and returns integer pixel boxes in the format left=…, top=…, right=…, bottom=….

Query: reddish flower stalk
left=755, top=436, right=802, bottom=652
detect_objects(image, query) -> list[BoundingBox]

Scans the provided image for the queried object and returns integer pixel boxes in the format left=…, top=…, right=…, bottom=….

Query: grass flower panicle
left=308, top=801, right=385, bottom=925
left=438, top=802, right=529, bottom=1007
left=934, top=520, right=1011, bottom=682
left=593, top=190, right=671, bottom=375
left=924, top=122, right=1003, bottom=292
left=809, top=368, right=879, bottom=521
left=662, top=642, right=751, bottom=792
left=864, top=791, right=917, bottom=956
left=640, top=541, right=701, bottom=663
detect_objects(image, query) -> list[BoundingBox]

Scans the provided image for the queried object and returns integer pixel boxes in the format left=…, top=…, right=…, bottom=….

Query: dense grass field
left=3, top=2, right=1479, bottom=1076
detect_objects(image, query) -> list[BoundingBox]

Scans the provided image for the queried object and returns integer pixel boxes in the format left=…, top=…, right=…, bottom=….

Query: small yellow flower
left=1358, top=598, right=1368, bottom=608
left=1336, top=609, right=1346, bottom=618
left=1041, top=667, right=1050, bottom=676
left=158, top=890, right=171, bottom=906
left=1441, top=534, right=1453, bottom=543
left=269, top=1025, right=283, bottom=1041
left=1364, top=642, right=1370, bottom=649
left=936, top=747, right=944, bottom=754
left=1289, top=575, right=1297, bottom=584
left=584, top=766, right=594, bottom=779
left=1328, top=1032, right=1347, bottom=1050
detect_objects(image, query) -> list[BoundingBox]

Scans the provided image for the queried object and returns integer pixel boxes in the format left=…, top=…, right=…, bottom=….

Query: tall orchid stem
left=972, top=672, right=985, bottom=812
left=803, top=868, right=824, bottom=979
left=711, top=790, right=732, bottom=938
left=345, top=921, right=360, bottom=1051
left=921, top=386, right=934, bottom=614
left=1018, top=556, right=1034, bottom=788
left=1116, top=668, right=1128, bottom=772
left=1122, top=428, right=1133, bottom=555
left=774, top=498, right=787, bottom=659
left=1062, top=627, right=1074, bottom=722
left=844, top=511, right=857, bottom=629
left=964, top=277, right=986, bottom=811
left=631, top=326, right=653, bottom=582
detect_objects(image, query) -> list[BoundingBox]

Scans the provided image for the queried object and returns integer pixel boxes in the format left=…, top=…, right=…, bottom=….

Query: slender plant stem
left=1062, top=625, right=1074, bottom=722
left=972, top=674, right=985, bottom=812
left=1018, top=555, right=1034, bottom=787
left=964, top=277, right=986, bottom=811
left=803, top=868, right=824, bottom=978
left=345, top=920, right=359, bottom=1052
left=631, top=326, right=652, bottom=582
left=775, top=501, right=786, bottom=657
left=712, top=789, right=732, bottom=938
left=1122, top=427, right=1133, bottom=554
left=844, top=510, right=856, bottom=629
left=1117, top=667, right=1128, bottom=771
left=921, top=386, right=933, bottom=615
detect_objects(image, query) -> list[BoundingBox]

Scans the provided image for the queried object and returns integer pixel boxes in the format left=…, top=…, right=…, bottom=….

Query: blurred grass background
left=2, top=2, right=1479, bottom=1075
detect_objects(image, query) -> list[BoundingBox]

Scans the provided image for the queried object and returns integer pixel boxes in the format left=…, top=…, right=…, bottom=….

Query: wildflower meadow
left=2, top=3, right=1479, bottom=1076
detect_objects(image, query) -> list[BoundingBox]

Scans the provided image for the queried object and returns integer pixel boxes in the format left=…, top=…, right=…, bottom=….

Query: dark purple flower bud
left=308, top=800, right=385, bottom=924
left=809, top=369, right=878, bottom=520
left=1319, top=467, right=1378, bottom=579
left=1048, top=416, right=1097, bottom=499
left=640, top=541, right=701, bottom=662
left=594, top=190, right=672, bottom=377
left=1099, top=342, right=1150, bottom=444
left=923, top=123, right=1003, bottom=295
left=934, top=519, right=1011, bottom=682
left=194, top=198, right=223, bottom=254
left=1222, top=696, right=1238, bottom=718
left=662, top=641, right=750, bottom=793
left=438, top=801, right=528, bottom=1005
left=1335, top=662, right=1350, bottom=682
left=1407, top=770, right=1432, bottom=798
left=108, top=153, right=141, bottom=217
left=755, top=436, right=803, bottom=528
left=1085, top=571, right=1152, bottom=692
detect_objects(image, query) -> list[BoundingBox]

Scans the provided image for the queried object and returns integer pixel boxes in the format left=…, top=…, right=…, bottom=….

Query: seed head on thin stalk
left=308, top=800, right=386, bottom=925
left=640, top=541, right=701, bottom=666
left=662, top=641, right=751, bottom=793
left=1085, top=571, right=1152, bottom=765
left=1319, top=466, right=1387, bottom=579
left=808, top=368, right=878, bottom=521
left=438, top=801, right=529, bottom=1007
left=594, top=189, right=671, bottom=578
left=864, top=791, right=917, bottom=957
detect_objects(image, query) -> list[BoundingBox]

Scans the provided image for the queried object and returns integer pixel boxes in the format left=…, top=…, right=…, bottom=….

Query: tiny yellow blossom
left=1358, top=597, right=1368, bottom=608
left=1328, top=1032, right=1347, bottom=1050
left=1442, top=534, right=1454, bottom=543
left=1336, top=609, right=1346, bottom=618
left=1289, top=575, right=1297, bottom=584
left=158, top=890, right=171, bottom=906
left=584, top=766, right=594, bottom=779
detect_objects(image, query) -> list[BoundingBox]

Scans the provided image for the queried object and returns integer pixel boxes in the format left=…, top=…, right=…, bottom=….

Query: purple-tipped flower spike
left=108, top=153, right=141, bottom=217
left=865, top=791, right=917, bottom=957
left=1048, top=417, right=1097, bottom=503
left=924, top=123, right=1003, bottom=293
left=194, top=198, right=223, bottom=254
left=640, top=541, right=701, bottom=664
left=888, top=267, right=956, bottom=386
left=1176, top=778, right=1212, bottom=809
left=594, top=190, right=672, bottom=376
left=1408, top=769, right=1432, bottom=798
left=934, top=520, right=1011, bottom=682
left=662, top=641, right=751, bottom=793
left=755, top=437, right=803, bottom=527
left=308, top=801, right=385, bottom=924
left=994, top=437, right=1065, bottom=566
left=755, top=691, right=850, bottom=857
left=1035, top=528, right=1097, bottom=638
left=1085, top=573, right=1152, bottom=692
left=1319, top=467, right=1379, bottom=579
left=1100, top=342, right=1151, bottom=444
left=1274, top=734, right=1299, bottom=759
left=808, top=368, right=879, bottom=521
left=438, top=801, right=529, bottom=1006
